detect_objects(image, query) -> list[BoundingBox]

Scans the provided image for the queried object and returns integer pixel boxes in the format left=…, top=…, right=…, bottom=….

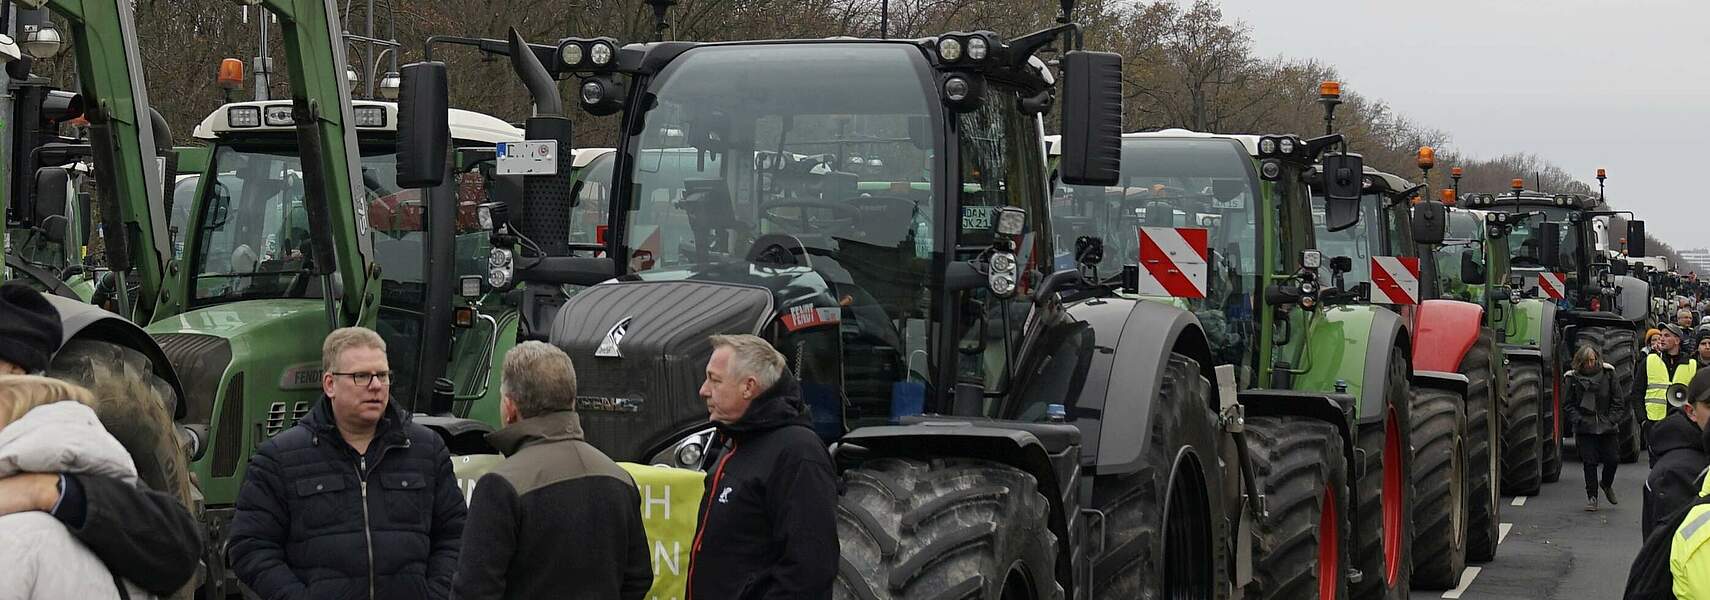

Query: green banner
left=451, top=455, right=704, bottom=599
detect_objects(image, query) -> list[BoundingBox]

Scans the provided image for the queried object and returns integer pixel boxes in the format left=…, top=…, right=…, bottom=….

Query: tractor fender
left=1412, top=299, right=1484, bottom=373
left=1410, top=370, right=1470, bottom=400
left=1302, top=305, right=1407, bottom=426
left=1062, top=298, right=1216, bottom=476
left=840, top=421, right=1083, bottom=568
left=415, top=415, right=498, bottom=455
left=1239, top=388, right=1359, bottom=484
left=43, top=294, right=187, bottom=419
left=1507, top=299, right=1556, bottom=364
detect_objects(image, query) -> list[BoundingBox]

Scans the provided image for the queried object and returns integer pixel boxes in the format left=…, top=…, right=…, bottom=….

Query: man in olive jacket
left=453, top=341, right=653, bottom=600
left=229, top=327, right=467, bottom=599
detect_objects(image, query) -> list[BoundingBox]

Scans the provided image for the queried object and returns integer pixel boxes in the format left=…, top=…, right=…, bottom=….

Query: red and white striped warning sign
left=1370, top=256, right=1421, bottom=305
left=1538, top=272, right=1567, bottom=300
left=1137, top=227, right=1209, bottom=298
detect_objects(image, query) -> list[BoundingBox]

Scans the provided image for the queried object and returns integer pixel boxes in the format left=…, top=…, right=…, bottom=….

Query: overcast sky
left=1215, top=0, right=1710, bottom=251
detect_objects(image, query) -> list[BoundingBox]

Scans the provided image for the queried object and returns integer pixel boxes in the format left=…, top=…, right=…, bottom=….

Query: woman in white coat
left=0, top=375, right=155, bottom=600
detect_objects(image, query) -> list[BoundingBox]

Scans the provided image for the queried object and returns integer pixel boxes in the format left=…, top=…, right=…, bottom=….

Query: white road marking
left=1441, top=566, right=1483, bottom=599
left=1512, top=496, right=1527, bottom=506
left=1499, top=523, right=1513, bottom=544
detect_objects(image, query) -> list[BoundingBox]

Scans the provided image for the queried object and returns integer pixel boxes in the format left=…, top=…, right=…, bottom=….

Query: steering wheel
left=761, top=199, right=862, bottom=235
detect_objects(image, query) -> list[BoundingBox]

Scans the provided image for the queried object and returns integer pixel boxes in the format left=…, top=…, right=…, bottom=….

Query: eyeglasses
left=329, top=371, right=392, bottom=386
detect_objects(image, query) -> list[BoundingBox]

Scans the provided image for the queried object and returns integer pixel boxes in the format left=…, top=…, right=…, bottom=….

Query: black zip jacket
left=688, top=374, right=837, bottom=600
left=453, top=410, right=653, bottom=600
left=55, top=473, right=204, bottom=595
left=1643, top=410, right=1708, bottom=538
left=228, top=397, right=466, bottom=600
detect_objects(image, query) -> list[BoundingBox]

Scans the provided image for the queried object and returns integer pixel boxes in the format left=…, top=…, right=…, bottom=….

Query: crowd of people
left=0, top=281, right=837, bottom=599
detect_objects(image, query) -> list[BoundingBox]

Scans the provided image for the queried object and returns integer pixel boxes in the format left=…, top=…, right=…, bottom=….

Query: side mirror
left=1460, top=252, right=1487, bottom=285
left=1330, top=255, right=1353, bottom=274
left=396, top=61, right=451, bottom=188
left=29, top=167, right=71, bottom=243
left=1319, top=153, right=1364, bottom=232
left=1411, top=200, right=1447, bottom=245
left=1057, top=50, right=1122, bottom=186
left=1611, top=260, right=1630, bottom=276
left=1628, top=220, right=1647, bottom=258
left=1538, top=221, right=1562, bottom=268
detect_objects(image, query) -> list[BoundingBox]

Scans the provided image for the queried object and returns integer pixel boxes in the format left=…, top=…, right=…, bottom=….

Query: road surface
left=1446, top=438, right=1648, bottom=600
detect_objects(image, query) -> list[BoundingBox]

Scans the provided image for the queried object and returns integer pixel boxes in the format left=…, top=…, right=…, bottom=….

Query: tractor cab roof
left=193, top=99, right=522, bottom=144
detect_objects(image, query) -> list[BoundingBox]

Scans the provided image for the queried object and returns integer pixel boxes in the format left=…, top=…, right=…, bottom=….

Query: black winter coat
left=228, top=397, right=467, bottom=600
left=57, top=472, right=205, bottom=595
left=1564, top=366, right=1622, bottom=435
left=688, top=374, right=838, bottom=600
left=1643, top=410, right=1709, bottom=538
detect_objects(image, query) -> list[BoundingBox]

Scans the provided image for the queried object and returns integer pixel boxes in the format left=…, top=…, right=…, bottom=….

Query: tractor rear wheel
left=1246, top=416, right=1351, bottom=600
left=1084, top=354, right=1218, bottom=600
left=1502, top=360, right=1544, bottom=496
left=1462, top=334, right=1501, bottom=563
left=1598, top=327, right=1641, bottom=463
left=1408, top=387, right=1469, bottom=589
left=1353, top=352, right=1414, bottom=599
left=1541, top=366, right=1563, bottom=484
left=835, top=457, right=1061, bottom=600
left=47, top=338, right=200, bottom=600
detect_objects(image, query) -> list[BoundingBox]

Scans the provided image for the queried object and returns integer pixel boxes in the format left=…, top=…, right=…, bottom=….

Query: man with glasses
left=229, top=326, right=467, bottom=599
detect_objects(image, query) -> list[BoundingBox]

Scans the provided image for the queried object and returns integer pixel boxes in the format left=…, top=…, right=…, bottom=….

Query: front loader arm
left=37, top=0, right=168, bottom=322
left=253, top=0, right=377, bottom=328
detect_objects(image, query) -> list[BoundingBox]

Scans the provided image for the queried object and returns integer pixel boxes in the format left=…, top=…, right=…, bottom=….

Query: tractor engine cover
left=549, top=280, right=775, bottom=461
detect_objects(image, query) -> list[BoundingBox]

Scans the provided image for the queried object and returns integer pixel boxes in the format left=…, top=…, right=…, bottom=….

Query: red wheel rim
left=1383, top=408, right=1404, bottom=585
left=1319, top=483, right=1340, bottom=599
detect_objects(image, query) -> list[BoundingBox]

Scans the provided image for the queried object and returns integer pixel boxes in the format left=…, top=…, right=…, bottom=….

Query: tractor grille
left=551, top=281, right=774, bottom=461
left=262, top=400, right=314, bottom=438
left=153, top=333, right=233, bottom=425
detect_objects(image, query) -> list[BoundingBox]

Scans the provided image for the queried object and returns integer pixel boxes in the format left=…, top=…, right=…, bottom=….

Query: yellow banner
left=451, top=455, right=704, bottom=600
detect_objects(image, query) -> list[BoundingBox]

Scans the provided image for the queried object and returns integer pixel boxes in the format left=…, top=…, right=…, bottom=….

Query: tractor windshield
left=1504, top=206, right=1580, bottom=272
left=1054, top=136, right=1259, bottom=367
left=1310, top=193, right=1384, bottom=288
left=1435, top=210, right=1489, bottom=302
left=186, top=141, right=493, bottom=307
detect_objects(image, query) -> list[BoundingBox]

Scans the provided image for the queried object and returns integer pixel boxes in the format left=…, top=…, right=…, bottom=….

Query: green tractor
left=1464, top=184, right=1650, bottom=468
left=1303, top=164, right=1510, bottom=584
left=433, top=8, right=1432, bottom=594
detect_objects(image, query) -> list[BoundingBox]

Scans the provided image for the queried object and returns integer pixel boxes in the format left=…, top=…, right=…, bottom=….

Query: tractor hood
left=548, top=278, right=778, bottom=461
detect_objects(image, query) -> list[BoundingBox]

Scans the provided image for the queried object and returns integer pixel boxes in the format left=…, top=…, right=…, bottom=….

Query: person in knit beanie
left=0, top=283, right=63, bottom=375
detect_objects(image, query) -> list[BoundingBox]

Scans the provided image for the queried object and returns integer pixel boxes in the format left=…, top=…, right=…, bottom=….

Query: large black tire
left=1083, top=354, right=1219, bottom=599
left=1408, top=387, right=1469, bottom=589
left=1501, top=360, right=1544, bottom=496
left=1352, top=351, right=1414, bottom=599
left=1599, top=327, right=1641, bottom=463
left=1246, top=416, right=1351, bottom=600
left=1541, top=365, right=1562, bottom=484
left=836, top=457, right=1061, bottom=600
left=47, top=338, right=199, bottom=600
left=1461, top=333, right=1501, bottom=563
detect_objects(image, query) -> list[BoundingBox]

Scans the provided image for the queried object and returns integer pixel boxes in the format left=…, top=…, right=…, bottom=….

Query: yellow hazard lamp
left=218, top=58, right=244, bottom=91
left=1417, top=146, right=1436, bottom=170
left=1511, top=178, right=1525, bottom=192
left=1319, top=80, right=1342, bottom=100
left=1441, top=188, right=1456, bottom=206
left=1450, top=166, right=1463, bottom=178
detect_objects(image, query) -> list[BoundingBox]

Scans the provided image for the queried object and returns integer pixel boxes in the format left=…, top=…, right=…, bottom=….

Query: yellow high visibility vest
left=1646, top=353, right=1697, bottom=421
left=1670, top=472, right=1710, bottom=598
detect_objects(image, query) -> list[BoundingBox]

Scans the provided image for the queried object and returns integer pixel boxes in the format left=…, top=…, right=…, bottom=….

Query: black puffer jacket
left=1643, top=410, right=1708, bottom=538
left=228, top=397, right=466, bottom=600
left=688, top=374, right=837, bottom=600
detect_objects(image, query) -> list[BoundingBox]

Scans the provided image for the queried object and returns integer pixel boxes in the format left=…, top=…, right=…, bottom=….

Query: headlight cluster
left=488, top=247, right=513, bottom=288
left=1256, top=135, right=1306, bottom=160
left=1552, top=194, right=1584, bottom=208
left=1464, top=193, right=1498, bottom=206
left=556, top=37, right=619, bottom=72
left=989, top=251, right=1018, bottom=297
left=1483, top=211, right=1511, bottom=225
left=935, top=32, right=1001, bottom=64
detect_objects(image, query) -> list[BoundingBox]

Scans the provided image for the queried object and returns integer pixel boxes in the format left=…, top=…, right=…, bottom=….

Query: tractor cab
left=167, top=98, right=523, bottom=428
left=1463, top=189, right=1647, bottom=320
left=447, top=29, right=1125, bottom=465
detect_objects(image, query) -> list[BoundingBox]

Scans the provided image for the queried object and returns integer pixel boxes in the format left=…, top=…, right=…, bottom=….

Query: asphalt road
left=1443, top=438, right=1648, bottom=600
